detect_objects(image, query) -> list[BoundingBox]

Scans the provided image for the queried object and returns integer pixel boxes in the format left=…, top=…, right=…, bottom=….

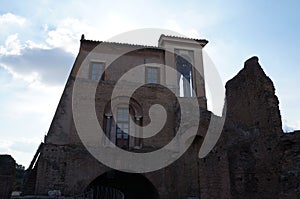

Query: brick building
left=22, top=34, right=209, bottom=198
left=22, top=35, right=300, bottom=199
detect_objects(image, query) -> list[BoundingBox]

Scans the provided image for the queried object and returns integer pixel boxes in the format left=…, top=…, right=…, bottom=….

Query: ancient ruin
left=0, top=155, right=16, bottom=199
left=18, top=35, right=300, bottom=199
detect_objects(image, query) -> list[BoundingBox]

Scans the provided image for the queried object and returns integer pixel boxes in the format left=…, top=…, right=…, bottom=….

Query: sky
left=0, top=0, right=299, bottom=167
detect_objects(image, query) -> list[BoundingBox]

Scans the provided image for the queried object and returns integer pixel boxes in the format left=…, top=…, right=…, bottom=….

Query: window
left=116, top=108, right=129, bottom=148
left=90, top=62, right=104, bottom=80
left=176, top=55, right=193, bottom=97
left=103, top=113, right=112, bottom=146
left=145, top=66, right=159, bottom=84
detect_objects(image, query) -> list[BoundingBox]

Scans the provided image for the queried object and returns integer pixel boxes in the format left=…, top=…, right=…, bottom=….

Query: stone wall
left=225, top=56, right=283, bottom=198
left=198, top=56, right=284, bottom=199
left=0, top=155, right=16, bottom=199
left=31, top=86, right=211, bottom=197
left=22, top=43, right=300, bottom=199
left=279, top=131, right=300, bottom=198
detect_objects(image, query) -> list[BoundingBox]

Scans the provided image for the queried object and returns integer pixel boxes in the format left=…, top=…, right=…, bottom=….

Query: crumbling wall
left=199, top=56, right=283, bottom=199
left=224, top=56, right=283, bottom=198
left=279, top=131, right=300, bottom=198
left=0, top=155, right=16, bottom=199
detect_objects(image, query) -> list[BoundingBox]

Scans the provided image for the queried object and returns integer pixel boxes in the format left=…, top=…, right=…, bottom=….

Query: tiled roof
left=80, top=34, right=161, bottom=49
left=159, top=34, right=208, bottom=46
left=80, top=34, right=208, bottom=50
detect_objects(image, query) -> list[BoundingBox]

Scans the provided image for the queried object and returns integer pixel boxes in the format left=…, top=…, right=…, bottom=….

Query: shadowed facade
left=21, top=35, right=300, bottom=199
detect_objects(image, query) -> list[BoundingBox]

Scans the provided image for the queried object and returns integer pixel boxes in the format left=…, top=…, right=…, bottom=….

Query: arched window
left=103, top=98, right=143, bottom=149
left=116, top=108, right=130, bottom=148
left=176, top=54, right=193, bottom=97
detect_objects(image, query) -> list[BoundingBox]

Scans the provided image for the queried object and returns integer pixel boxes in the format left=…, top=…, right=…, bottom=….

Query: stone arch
left=104, top=96, right=143, bottom=117
left=85, top=170, right=160, bottom=199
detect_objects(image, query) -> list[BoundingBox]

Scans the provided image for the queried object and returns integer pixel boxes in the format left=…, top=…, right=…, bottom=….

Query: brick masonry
left=21, top=38, right=300, bottom=199
left=0, top=155, right=16, bottom=199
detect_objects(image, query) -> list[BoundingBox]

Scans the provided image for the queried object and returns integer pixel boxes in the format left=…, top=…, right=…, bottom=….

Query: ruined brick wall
left=279, top=131, right=300, bottom=198
left=198, top=57, right=284, bottom=199
left=225, top=56, right=282, bottom=135
left=0, top=155, right=16, bottom=199
left=224, top=56, right=283, bottom=198
left=34, top=144, right=110, bottom=195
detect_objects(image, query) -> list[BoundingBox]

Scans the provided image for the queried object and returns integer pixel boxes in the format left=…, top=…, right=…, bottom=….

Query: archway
left=86, top=170, right=160, bottom=199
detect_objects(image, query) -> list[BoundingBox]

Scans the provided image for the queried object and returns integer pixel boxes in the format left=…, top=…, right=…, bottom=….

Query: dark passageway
left=86, top=170, right=160, bottom=199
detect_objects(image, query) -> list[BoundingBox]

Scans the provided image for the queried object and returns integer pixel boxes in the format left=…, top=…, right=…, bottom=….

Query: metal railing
left=72, top=187, right=124, bottom=199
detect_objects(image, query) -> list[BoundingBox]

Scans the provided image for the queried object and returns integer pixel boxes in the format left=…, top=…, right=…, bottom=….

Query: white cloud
left=0, top=30, right=72, bottom=167
left=296, top=121, right=300, bottom=130
left=7, top=84, right=63, bottom=118
left=0, top=13, right=26, bottom=27
left=43, top=24, right=49, bottom=32
left=0, top=33, right=74, bottom=86
left=25, top=40, right=50, bottom=49
left=45, top=16, right=141, bottom=54
left=0, top=140, right=13, bottom=151
left=0, top=63, right=40, bottom=84
left=282, top=119, right=300, bottom=132
left=46, top=27, right=79, bottom=54
left=0, top=33, right=23, bottom=55
left=163, top=19, right=200, bottom=38
left=0, top=34, right=50, bottom=56
left=0, top=72, right=64, bottom=167
left=46, top=18, right=96, bottom=54
left=292, top=121, right=300, bottom=131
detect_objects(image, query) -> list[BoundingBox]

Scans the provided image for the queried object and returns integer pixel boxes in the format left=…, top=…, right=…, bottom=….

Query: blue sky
left=0, top=0, right=299, bottom=167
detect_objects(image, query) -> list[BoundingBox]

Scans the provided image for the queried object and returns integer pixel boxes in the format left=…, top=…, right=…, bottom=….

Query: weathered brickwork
left=21, top=36, right=300, bottom=199
left=0, top=155, right=16, bottom=199
left=279, top=131, right=300, bottom=198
